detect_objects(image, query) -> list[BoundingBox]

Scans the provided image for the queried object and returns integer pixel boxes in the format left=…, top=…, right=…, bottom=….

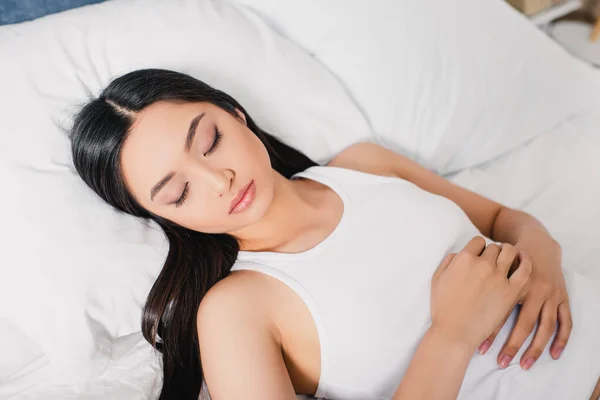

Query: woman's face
left=120, top=100, right=274, bottom=234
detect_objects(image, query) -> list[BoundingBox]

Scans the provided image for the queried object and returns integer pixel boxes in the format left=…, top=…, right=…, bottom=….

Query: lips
left=229, top=180, right=254, bottom=214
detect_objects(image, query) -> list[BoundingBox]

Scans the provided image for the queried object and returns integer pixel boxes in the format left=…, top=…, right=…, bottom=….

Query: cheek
left=227, top=129, right=271, bottom=174
left=247, top=132, right=271, bottom=167
left=175, top=206, right=223, bottom=233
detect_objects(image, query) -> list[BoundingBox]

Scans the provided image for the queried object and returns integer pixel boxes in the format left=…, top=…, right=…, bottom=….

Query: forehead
left=120, top=101, right=213, bottom=199
left=130, top=101, right=213, bottom=139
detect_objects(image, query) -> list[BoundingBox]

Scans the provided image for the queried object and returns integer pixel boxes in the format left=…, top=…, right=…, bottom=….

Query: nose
left=206, top=167, right=234, bottom=197
left=187, top=160, right=234, bottom=197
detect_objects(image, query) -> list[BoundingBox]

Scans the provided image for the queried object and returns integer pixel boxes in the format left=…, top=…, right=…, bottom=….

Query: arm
left=197, top=275, right=297, bottom=400
left=329, top=142, right=572, bottom=369
left=329, top=141, right=555, bottom=245
left=491, top=206, right=557, bottom=250
left=394, top=238, right=532, bottom=400
left=328, top=142, right=504, bottom=238
left=392, top=325, right=474, bottom=400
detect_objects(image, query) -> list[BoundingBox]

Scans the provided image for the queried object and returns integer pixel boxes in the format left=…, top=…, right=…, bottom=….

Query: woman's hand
left=478, top=236, right=572, bottom=371
left=430, top=237, right=532, bottom=354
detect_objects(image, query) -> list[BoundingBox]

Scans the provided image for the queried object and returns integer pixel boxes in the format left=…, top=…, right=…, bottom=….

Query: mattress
left=2, top=103, right=599, bottom=399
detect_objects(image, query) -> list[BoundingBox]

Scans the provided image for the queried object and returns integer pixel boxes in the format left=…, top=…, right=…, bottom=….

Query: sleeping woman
left=69, top=68, right=600, bottom=400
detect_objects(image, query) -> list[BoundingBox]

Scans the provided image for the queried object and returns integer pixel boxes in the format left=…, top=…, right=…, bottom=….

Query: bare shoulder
left=327, top=141, right=401, bottom=177
left=197, top=270, right=275, bottom=336
left=197, top=271, right=297, bottom=399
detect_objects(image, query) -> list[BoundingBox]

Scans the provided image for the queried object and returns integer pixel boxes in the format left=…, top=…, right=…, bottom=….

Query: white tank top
left=231, top=166, right=600, bottom=400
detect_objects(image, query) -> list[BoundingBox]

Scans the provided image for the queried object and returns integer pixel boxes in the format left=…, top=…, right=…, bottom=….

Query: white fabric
left=231, top=166, right=600, bottom=400
left=3, top=104, right=600, bottom=400
left=234, top=166, right=495, bottom=399
left=0, top=320, right=51, bottom=398
left=447, top=104, right=600, bottom=284
left=238, top=0, right=600, bottom=174
left=0, top=0, right=372, bottom=388
left=2, top=0, right=600, bottom=398
left=0, top=330, right=163, bottom=400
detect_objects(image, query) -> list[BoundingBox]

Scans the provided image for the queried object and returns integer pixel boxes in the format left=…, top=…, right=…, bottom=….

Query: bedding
left=3, top=104, right=600, bottom=400
left=0, top=0, right=372, bottom=389
left=239, top=0, right=600, bottom=175
left=1, top=0, right=600, bottom=398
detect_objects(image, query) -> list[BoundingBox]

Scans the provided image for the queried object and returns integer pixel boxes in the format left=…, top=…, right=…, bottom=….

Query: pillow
left=0, top=0, right=372, bottom=387
left=238, top=0, right=600, bottom=174
left=0, top=320, right=50, bottom=398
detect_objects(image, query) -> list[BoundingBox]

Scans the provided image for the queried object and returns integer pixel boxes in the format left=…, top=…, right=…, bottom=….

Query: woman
left=69, top=69, right=600, bottom=399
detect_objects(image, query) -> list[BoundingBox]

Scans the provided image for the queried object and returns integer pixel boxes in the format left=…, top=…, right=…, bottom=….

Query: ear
left=234, top=108, right=247, bottom=125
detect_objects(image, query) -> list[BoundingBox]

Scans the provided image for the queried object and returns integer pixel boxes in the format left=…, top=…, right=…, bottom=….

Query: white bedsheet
left=3, top=105, right=600, bottom=399
left=448, top=105, right=600, bottom=284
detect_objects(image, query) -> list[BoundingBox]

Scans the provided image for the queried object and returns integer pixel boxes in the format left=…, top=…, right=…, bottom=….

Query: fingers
left=478, top=306, right=513, bottom=355
left=519, top=300, right=558, bottom=370
left=432, top=252, right=456, bottom=282
left=462, top=236, right=487, bottom=256
left=481, top=243, right=501, bottom=264
left=550, top=301, right=572, bottom=360
left=508, top=251, right=532, bottom=294
left=496, top=243, right=518, bottom=276
left=497, top=295, right=542, bottom=369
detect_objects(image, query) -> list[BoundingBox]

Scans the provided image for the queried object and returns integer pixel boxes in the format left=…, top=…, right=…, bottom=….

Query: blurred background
left=1, top=0, right=600, bottom=67
left=0, top=0, right=105, bottom=25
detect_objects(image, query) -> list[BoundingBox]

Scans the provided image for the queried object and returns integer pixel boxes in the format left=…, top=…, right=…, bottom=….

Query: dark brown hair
left=69, top=68, right=317, bottom=399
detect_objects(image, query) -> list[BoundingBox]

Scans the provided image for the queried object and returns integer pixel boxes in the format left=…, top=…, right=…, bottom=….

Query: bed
left=1, top=0, right=599, bottom=399
left=3, top=103, right=600, bottom=400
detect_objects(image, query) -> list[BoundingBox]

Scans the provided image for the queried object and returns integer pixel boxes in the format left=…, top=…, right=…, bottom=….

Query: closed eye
left=174, top=182, right=189, bottom=208
left=173, top=127, right=222, bottom=208
left=204, top=127, right=222, bottom=156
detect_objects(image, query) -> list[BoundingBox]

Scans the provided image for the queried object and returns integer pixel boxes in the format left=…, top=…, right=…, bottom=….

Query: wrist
left=515, top=231, right=561, bottom=260
left=427, top=323, right=478, bottom=357
left=518, top=233, right=560, bottom=249
left=491, top=208, right=551, bottom=245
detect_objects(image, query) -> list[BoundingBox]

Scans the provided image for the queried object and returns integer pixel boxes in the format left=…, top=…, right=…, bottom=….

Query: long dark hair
left=69, top=69, right=317, bottom=399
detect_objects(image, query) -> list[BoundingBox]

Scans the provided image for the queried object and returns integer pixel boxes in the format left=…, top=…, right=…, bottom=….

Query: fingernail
left=553, top=347, right=563, bottom=359
left=522, top=357, right=535, bottom=370
left=499, top=354, right=512, bottom=369
left=478, top=340, right=491, bottom=355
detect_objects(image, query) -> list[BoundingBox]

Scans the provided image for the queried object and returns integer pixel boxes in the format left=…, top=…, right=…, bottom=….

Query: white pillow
left=0, top=0, right=372, bottom=387
left=238, top=0, right=600, bottom=174
left=0, top=320, right=50, bottom=397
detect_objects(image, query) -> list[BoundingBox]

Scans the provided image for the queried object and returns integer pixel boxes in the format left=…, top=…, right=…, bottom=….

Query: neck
left=234, top=169, right=321, bottom=253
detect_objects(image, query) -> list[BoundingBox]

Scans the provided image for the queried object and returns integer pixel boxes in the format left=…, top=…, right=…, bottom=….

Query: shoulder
left=197, top=271, right=297, bottom=398
left=327, top=141, right=402, bottom=178
left=197, top=270, right=277, bottom=339
left=197, top=270, right=281, bottom=373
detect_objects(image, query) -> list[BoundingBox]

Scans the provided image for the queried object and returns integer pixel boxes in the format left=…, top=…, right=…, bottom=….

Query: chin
left=246, top=180, right=273, bottom=222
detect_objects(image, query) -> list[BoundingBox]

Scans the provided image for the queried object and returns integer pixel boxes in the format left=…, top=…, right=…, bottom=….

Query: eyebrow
left=150, top=112, right=205, bottom=202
